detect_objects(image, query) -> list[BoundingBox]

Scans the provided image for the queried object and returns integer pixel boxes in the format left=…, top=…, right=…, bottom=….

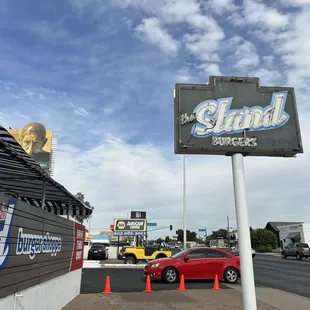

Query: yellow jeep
left=123, top=244, right=172, bottom=264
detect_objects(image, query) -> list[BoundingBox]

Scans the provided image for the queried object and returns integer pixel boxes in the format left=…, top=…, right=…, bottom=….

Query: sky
left=1, top=0, right=310, bottom=239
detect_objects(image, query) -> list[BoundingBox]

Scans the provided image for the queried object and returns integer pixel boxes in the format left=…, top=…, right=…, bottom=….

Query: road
left=254, top=254, right=310, bottom=298
left=81, top=268, right=229, bottom=293
left=88, top=255, right=310, bottom=298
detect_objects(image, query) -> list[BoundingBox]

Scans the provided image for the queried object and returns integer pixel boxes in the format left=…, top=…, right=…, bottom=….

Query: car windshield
left=297, top=243, right=309, bottom=248
left=91, top=245, right=105, bottom=250
left=171, top=249, right=189, bottom=259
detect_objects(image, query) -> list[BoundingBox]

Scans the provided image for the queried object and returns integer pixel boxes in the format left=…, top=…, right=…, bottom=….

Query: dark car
left=144, top=247, right=240, bottom=284
left=282, top=243, right=310, bottom=260
left=118, top=246, right=132, bottom=260
left=88, top=244, right=108, bottom=260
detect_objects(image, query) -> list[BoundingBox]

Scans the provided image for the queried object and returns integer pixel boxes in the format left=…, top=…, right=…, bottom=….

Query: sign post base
left=231, top=153, right=257, bottom=310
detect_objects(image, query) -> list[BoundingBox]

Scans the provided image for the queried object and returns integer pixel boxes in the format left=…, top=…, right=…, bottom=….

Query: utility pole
left=227, top=215, right=231, bottom=252
left=183, top=155, right=187, bottom=250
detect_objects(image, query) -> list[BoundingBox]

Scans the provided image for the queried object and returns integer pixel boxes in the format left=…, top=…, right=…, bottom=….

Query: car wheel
left=124, top=256, right=136, bottom=264
left=281, top=252, right=287, bottom=259
left=296, top=252, right=302, bottom=260
left=162, top=267, right=178, bottom=284
left=224, top=267, right=239, bottom=284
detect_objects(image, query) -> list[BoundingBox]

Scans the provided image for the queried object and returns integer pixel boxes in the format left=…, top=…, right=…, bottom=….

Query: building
left=278, top=223, right=310, bottom=249
left=229, top=230, right=238, bottom=247
left=265, top=222, right=303, bottom=248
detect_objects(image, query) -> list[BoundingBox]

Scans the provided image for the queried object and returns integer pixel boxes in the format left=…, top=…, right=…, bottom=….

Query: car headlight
left=151, top=263, right=160, bottom=268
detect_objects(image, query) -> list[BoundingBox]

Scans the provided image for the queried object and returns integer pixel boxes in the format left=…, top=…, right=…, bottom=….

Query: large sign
left=113, top=219, right=146, bottom=236
left=174, top=76, right=303, bottom=157
left=8, top=122, right=55, bottom=175
left=0, top=193, right=85, bottom=299
left=130, top=211, right=146, bottom=219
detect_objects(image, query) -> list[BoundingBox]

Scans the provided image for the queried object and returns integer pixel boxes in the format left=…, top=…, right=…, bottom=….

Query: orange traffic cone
left=144, top=275, right=153, bottom=293
left=102, top=276, right=112, bottom=294
left=212, top=274, right=221, bottom=291
left=178, top=274, right=186, bottom=291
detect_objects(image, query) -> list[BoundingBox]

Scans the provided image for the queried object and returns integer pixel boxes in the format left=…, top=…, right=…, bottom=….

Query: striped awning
left=0, top=125, right=93, bottom=217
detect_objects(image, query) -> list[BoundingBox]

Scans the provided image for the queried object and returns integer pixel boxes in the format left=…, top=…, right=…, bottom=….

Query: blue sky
left=1, top=0, right=310, bottom=238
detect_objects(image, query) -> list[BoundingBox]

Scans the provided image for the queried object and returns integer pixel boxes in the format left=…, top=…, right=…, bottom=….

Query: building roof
left=265, top=222, right=303, bottom=232
left=90, top=235, right=110, bottom=240
left=0, top=125, right=93, bottom=217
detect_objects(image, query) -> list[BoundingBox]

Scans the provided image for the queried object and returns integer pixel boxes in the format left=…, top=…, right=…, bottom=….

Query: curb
left=100, top=264, right=145, bottom=269
left=256, top=253, right=281, bottom=256
left=227, top=283, right=310, bottom=302
left=83, top=261, right=101, bottom=268
left=82, top=261, right=146, bottom=269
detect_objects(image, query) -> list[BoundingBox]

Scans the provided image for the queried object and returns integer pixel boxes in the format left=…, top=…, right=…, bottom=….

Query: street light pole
left=183, top=154, right=187, bottom=250
left=231, top=153, right=257, bottom=310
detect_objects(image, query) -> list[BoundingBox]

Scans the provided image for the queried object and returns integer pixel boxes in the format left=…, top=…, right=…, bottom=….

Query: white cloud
left=54, top=111, right=310, bottom=236
left=204, top=0, right=238, bottom=15
left=183, top=30, right=224, bottom=63
left=197, top=63, right=223, bottom=76
left=274, top=9, right=310, bottom=90
left=228, top=36, right=260, bottom=71
left=250, top=68, right=282, bottom=86
left=3, top=0, right=310, bottom=238
left=276, top=0, right=310, bottom=7
left=159, top=0, right=200, bottom=24
left=262, top=55, right=275, bottom=68
left=134, top=17, right=180, bottom=55
left=243, top=0, right=290, bottom=29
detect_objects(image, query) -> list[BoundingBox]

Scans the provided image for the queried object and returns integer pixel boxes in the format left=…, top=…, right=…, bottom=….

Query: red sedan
left=144, top=247, right=240, bottom=284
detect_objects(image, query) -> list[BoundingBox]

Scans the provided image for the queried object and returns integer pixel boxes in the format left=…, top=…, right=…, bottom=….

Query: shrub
left=255, top=245, right=272, bottom=253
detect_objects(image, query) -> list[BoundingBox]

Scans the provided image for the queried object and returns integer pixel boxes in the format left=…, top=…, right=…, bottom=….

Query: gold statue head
left=19, top=122, right=47, bottom=155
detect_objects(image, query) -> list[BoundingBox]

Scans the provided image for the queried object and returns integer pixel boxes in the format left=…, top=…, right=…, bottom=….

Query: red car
left=144, top=247, right=240, bottom=284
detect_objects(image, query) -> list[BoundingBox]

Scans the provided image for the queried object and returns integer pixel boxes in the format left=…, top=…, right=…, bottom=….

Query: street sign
left=147, top=222, right=157, bottom=227
left=113, top=218, right=147, bottom=233
left=130, top=211, right=146, bottom=219
left=198, top=228, right=206, bottom=232
left=113, top=231, right=146, bottom=236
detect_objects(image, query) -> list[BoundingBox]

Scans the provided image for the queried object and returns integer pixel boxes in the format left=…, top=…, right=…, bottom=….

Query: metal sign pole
left=231, top=153, right=257, bottom=310
left=183, top=154, right=187, bottom=250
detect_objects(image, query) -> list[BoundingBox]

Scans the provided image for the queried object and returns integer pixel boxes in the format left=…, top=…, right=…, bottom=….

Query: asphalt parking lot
left=254, top=254, right=310, bottom=298
left=81, top=268, right=230, bottom=293
left=88, top=254, right=310, bottom=298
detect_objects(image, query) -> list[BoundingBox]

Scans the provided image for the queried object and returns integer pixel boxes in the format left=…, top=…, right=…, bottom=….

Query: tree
left=250, top=228, right=277, bottom=250
left=165, top=236, right=170, bottom=243
left=176, top=229, right=197, bottom=242
left=211, top=229, right=228, bottom=239
left=156, top=238, right=163, bottom=244
left=74, top=192, right=94, bottom=224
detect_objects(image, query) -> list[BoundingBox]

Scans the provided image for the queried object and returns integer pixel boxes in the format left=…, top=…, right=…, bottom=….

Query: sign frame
left=130, top=211, right=146, bottom=219
left=113, top=218, right=147, bottom=233
left=174, top=76, right=303, bottom=157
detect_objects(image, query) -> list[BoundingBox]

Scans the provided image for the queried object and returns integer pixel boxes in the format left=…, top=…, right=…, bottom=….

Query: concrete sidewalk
left=230, top=284, right=310, bottom=310
left=63, top=289, right=277, bottom=310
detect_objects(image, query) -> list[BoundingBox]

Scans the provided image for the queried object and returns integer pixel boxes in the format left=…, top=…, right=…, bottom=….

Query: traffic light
left=170, top=225, right=173, bottom=231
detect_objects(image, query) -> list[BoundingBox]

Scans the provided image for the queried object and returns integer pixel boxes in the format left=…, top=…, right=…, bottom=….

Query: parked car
left=193, top=244, right=208, bottom=247
left=124, top=243, right=172, bottom=264
left=118, top=246, right=132, bottom=260
left=88, top=244, right=109, bottom=260
left=281, top=243, right=310, bottom=260
left=230, top=246, right=256, bottom=258
left=144, top=247, right=240, bottom=284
